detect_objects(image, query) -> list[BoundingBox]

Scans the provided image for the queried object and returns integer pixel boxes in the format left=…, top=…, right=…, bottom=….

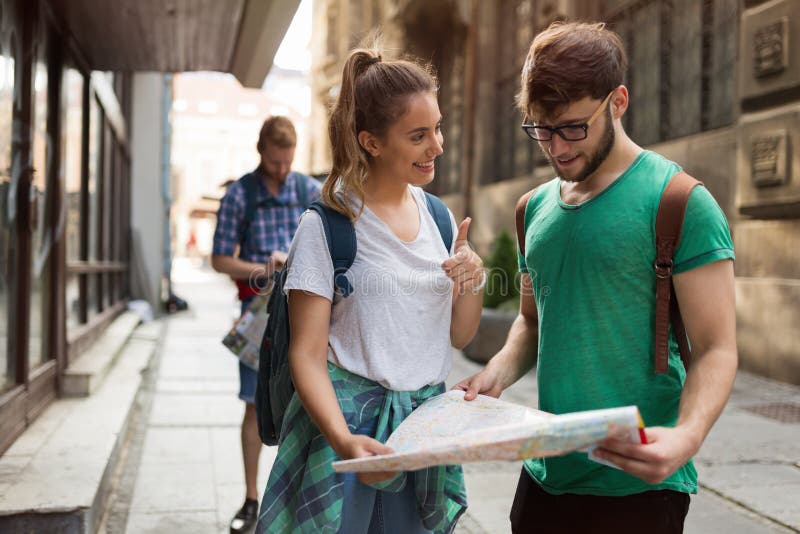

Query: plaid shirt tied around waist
left=256, top=363, right=467, bottom=534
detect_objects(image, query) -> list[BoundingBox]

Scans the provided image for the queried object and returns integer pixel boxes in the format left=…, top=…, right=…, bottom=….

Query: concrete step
left=0, top=320, right=162, bottom=533
left=62, top=312, right=142, bottom=397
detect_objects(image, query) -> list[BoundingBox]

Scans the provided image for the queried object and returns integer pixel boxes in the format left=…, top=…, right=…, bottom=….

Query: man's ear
left=611, top=85, right=630, bottom=119
left=357, top=130, right=380, bottom=158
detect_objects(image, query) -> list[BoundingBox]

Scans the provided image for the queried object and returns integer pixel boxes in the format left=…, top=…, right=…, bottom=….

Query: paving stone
left=148, top=394, right=243, bottom=427
left=129, top=462, right=216, bottom=513
left=698, top=411, right=800, bottom=464
left=463, top=465, right=517, bottom=533
left=139, top=427, right=212, bottom=465
left=125, top=511, right=218, bottom=534
left=685, top=490, right=794, bottom=533
left=156, top=377, right=238, bottom=394
left=158, top=354, right=238, bottom=380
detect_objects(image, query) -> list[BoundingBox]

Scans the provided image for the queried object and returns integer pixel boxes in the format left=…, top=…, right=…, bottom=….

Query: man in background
left=212, top=116, right=321, bottom=533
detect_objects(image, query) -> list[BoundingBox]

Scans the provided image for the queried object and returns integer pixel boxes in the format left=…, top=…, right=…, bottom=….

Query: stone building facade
left=308, top=0, right=800, bottom=384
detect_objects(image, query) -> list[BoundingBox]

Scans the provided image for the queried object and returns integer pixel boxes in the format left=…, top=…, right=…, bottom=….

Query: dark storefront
left=0, top=0, right=131, bottom=454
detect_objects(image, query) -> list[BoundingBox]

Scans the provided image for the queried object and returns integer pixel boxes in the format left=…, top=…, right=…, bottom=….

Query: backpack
left=239, top=171, right=312, bottom=250
left=514, top=171, right=701, bottom=375
left=255, top=192, right=454, bottom=446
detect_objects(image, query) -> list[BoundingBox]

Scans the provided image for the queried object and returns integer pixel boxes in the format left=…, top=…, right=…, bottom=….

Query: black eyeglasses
left=521, top=91, right=614, bottom=142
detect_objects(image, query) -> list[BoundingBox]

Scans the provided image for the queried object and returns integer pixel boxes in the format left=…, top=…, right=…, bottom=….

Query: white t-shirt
left=283, top=185, right=458, bottom=391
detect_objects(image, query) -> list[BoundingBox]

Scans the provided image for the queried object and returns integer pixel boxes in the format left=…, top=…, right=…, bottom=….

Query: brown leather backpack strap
left=654, top=171, right=702, bottom=374
left=670, top=283, right=692, bottom=369
left=515, top=189, right=535, bottom=260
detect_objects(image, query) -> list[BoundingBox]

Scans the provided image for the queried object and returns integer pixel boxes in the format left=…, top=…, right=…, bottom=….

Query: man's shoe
left=230, top=498, right=258, bottom=533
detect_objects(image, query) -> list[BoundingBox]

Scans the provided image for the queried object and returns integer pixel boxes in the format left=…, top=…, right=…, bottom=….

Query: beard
left=260, top=165, right=289, bottom=184
left=547, top=108, right=615, bottom=183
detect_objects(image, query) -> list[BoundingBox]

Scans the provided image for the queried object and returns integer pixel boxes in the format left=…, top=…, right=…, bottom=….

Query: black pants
left=510, top=468, right=690, bottom=534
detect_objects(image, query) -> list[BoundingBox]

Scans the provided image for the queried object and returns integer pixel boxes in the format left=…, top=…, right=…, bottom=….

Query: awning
left=49, top=0, right=301, bottom=88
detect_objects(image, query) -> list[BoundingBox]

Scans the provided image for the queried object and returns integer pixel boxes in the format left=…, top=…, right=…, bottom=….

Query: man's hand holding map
left=332, top=390, right=646, bottom=473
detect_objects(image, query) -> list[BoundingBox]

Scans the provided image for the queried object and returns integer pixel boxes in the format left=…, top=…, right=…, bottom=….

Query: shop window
left=29, top=25, right=48, bottom=369
left=488, top=0, right=539, bottom=184
left=87, top=95, right=101, bottom=319
left=606, top=0, right=739, bottom=144
left=62, top=68, right=83, bottom=330
left=0, top=12, right=14, bottom=393
left=100, top=122, right=113, bottom=311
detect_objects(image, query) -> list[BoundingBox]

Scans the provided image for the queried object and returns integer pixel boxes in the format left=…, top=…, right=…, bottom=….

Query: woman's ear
left=357, top=131, right=380, bottom=158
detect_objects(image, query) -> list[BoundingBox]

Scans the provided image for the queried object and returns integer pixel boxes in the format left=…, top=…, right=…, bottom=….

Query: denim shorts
left=238, top=298, right=257, bottom=404
left=338, top=410, right=432, bottom=533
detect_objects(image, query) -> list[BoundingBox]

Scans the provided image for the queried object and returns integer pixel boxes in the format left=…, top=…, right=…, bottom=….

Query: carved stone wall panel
left=668, top=0, right=703, bottom=139
left=740, top=0, right=800, bottom=105
left=738, top=109, right=800, bottom=217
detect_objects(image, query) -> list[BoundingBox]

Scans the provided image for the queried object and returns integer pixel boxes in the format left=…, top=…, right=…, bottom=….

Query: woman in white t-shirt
left=256, top=45, right=484, bottom=534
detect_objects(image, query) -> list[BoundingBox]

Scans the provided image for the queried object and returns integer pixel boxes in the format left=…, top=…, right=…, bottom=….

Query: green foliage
left=482, top=229, right=520, bottom=309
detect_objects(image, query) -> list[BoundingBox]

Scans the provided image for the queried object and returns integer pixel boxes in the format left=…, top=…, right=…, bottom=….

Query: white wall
left=129, top=73, right=168, bottom=312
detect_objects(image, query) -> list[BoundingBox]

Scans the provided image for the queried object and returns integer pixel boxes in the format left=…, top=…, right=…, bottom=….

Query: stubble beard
left=548, top=109, right=616, bottom=184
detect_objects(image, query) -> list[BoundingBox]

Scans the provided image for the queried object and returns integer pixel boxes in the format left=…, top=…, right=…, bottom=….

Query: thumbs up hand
left=442, top=218, right=485, bottom=296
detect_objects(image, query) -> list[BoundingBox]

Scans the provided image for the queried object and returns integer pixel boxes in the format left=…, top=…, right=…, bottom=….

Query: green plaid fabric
left=256, top=363, right=467, bottom=533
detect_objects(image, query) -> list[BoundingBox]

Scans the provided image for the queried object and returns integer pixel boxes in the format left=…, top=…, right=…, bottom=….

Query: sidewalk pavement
left=106, top=259, right=799, bottom=533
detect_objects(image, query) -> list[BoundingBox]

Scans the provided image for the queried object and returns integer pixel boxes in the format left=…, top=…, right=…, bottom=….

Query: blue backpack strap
left=307, top=200, right=356, bottom=298
left=240, top=171, right=260, bottom=248
left=424, top=192, right=454, bottom=254
left=294, top=173, right=312, bottom=208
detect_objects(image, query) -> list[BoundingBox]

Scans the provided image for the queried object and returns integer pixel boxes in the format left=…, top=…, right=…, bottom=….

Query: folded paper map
left=332, top=390, right=645, bottom=473
left=221, top=294, right=270, bottom=371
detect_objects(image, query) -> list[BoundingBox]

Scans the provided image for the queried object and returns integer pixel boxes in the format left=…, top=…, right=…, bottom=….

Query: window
left=237, top=103, right=258, bottom=117
left=433, top=43, right=464, bottom=196
left=348, top=0, right=364, bottom=47
left=198, top=100, right=218, bottom=114
left=63, top=68, right=83, bottom=330
left=0, top=12, right=14, bottom=393
left=606, top=0, right=739, bottom=144
left=101, top=123, right=114, bottom=310
left=326, top=4, right=338, bottom=57
left=370, top=0, right=381, bottom=28
left=29, top=23, right=49, bottom=369
left=87, top=95, right=101, bottom=319
left=487, top=0, right=539, bottom=184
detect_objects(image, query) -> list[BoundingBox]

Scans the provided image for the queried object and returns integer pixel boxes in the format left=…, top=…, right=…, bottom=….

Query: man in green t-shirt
left=455, top=21, right=737, bottom=533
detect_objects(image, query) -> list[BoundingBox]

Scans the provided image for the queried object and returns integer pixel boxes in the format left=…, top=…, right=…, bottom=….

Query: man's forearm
left=676, top=345, right=737, bottom=452
left=488, top=313, right=538, bottom=391
left=211, top=254, right=272, bottom=281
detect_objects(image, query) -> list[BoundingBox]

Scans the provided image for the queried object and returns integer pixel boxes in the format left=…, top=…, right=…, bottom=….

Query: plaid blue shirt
left=212, top=169, right=322, bottom=264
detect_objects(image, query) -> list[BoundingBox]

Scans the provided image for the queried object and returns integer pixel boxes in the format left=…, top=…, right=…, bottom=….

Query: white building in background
left=170, top=66, right=312, bottom=260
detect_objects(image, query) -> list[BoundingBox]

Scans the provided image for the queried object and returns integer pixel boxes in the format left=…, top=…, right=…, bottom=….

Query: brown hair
left=323, top=45, right=438, bottom=220
left=256, top=116, right=297, bottom=152
left=518, top=21, right=627, bottom=119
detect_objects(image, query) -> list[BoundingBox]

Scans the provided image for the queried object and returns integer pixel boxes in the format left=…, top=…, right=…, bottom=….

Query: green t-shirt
left=518, top=150, right=734, bottom=496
